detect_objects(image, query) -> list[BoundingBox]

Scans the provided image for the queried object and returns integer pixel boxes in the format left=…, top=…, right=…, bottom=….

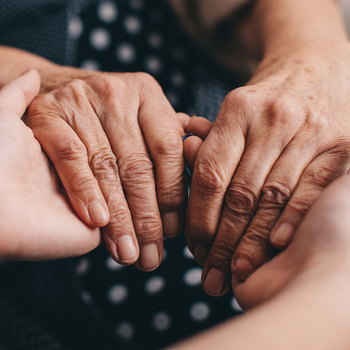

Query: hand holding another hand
left=0, top=70, right=101, bottom=260
left=182, top=48, right=350, bottom=295
left=24, top=68, right=187, bottom=271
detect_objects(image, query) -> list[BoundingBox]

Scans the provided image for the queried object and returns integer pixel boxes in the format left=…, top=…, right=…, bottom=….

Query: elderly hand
left=24, top=67, right=186, bottom=271
left=232, top=173, right=350, bottom=310
left=0, top=69, right=101, bottom=261
left=182, top=44, right=350, bottom=295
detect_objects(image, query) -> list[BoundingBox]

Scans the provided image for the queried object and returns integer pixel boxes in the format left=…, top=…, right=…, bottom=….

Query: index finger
left=0, top=69, right=40, bottom=116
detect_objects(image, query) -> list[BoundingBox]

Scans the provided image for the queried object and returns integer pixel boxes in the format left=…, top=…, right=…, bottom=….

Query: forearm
left=250, top=0, right=349, bottom=60
left=170, top=263, right=350, bottom=349
left=0, top=46, right=91, bottom=93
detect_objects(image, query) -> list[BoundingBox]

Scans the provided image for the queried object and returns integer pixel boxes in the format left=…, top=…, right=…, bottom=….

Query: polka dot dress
left=68, top=1, right=243, bottom=349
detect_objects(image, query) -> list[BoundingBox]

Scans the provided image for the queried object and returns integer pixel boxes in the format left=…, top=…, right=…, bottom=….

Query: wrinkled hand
left=182, top=50, right=350, bottom=296
left=232, top=173, right=350, bottom=310
left=24, top=68, right=186, bottom=271
left=0, top=70, right=101, bottom=260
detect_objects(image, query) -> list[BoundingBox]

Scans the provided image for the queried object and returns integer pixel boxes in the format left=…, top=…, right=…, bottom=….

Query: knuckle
left=134, top=215, right=162, bottom=241
left=135, top=72, right=159, bottom=89
left=153, top=132, right=183, bottom=157
left=224, top=183, right=257, bottom=218
left=287, top=196, right=312, bottom=217
left=260, top=181, right=292, bottom=209
left=209, top=240, right=234, bottom=268
left=305, top=165, right=335, bottom=189
left=157, top=178, right=186, bottom=210
left=69, top=171, right=97, bottom=195
left=239, top=229, right=270, bottom=251
left=118, top=154, right=154, bottom=184
left=55, top=137, right=87, bottom=162
left=107, top=208, right=133, bottom=235
left=90, top=149, right=118, bottom=180
left=193, top=159, right=226, bottom=195
left=221, top=87, right=254, bottom=116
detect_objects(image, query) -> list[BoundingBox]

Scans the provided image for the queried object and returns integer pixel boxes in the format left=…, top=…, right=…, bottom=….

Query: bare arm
left=184, top=0, right=350, bottom=295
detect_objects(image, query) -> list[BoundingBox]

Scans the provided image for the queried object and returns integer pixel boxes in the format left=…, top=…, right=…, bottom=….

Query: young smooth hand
left=0, top=70, right=101, bottom=261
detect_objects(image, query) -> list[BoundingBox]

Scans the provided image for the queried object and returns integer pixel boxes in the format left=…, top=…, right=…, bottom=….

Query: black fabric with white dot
left=68, top=0, right=244, bottom=349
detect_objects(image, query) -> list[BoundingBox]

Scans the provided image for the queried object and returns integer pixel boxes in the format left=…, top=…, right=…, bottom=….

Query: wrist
left=39, top=65, right=98, bottom=94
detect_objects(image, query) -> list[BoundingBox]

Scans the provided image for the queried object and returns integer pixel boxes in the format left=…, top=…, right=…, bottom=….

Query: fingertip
left=19, top=68, right=41, bottom=102
left=270, top=222, right=294, bottom=248
left=177, top=112, right=191, bottom=129
left=88, top=200, right=110, bottom=227
left=183, top=135, right=203, bottom=173
left=185, top=116, right=213, bottom=140
left=116, top=235, right=139, bottom=264
left=232, top=256, right=255, bottom=280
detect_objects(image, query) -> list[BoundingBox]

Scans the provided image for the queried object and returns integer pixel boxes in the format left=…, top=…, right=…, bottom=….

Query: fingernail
left=140, top=244, right=159, bottom=271
left=162, top=212, right=180, bottom=238
left=88, top=200, right=109, bottom=225
left=116, top=235, right=138, bottom=263
left=234, top=257, right=255, bottom=276
left=193, top=245, right=209, bottom=265
left=271, top=223, right=294, bottom=246
left=203, top=268, right=226, bottom=296
left=182, top=133, right=193, bottom=142
left=186, top=115, right=197, bottom=127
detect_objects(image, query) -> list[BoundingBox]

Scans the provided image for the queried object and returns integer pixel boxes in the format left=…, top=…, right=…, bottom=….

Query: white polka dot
left=124, top=15, right=141, bottom=35
left=170, top=71, right=185, bottom=87
left=145, top=276, right=165, bottom=295
left=81, top=291, right=92, bottom=304
left=231, top=297, right=243, bottom=312
left=80, top=59, right=100, bottom=71
left=145, top=56, right=162, bottom=74
left=115, top=322, right=135, bottom=340
left=152, top=312, right=171, bottom=332
left=90, top=27, right=111, bottom=50
left=68, top=16, right=84, bottom=39
left=183, top=267, right=202, bottom=287
left=108, top=284, right=128, bottom=304
left=106, top=256, right=125, bottom=271
left=116, top=43, right=136, bottom=63
left=98, top=1, right=118, bottom=23
left=75, top=258, right=90, bottom=276
left=183, top=246, right=194, bottom=259
left=148, top=32, right=163, bottom=49
left=189, top=302, right=211, bottom=322
left=129, top=0, right=144, bottom=10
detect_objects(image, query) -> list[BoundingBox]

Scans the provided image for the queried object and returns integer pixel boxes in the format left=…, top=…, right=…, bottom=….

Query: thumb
left=0, top=69, right=41, bottom=117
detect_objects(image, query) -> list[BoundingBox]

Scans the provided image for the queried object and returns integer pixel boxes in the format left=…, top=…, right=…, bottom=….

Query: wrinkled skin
left=233, top=173, right=350, bottom=311
left=24, top=69, right=186, bottom=271
left=181, top=48, right=350, bottom=295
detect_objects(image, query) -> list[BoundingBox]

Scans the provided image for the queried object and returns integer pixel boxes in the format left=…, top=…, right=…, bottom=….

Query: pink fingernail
left=162, top=212, right=180, bottom=238
left=116, top=236, right=138, bottom=263
left=203, top=268, right=226, bottom=296
left=193, top=244, right=209, bottom=265
left=140, top=244, right=159, bottom=271
left=271, top=223, right=294, bottom=246
left=234, top=257, right=254, bottom=276
left=88, top=201, right=109, bottom=225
